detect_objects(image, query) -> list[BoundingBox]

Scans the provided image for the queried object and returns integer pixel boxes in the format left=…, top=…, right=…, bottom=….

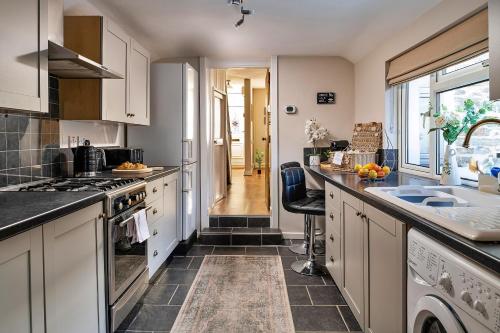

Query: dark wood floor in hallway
left=117, top=241, right=362, bottom=333
left=210, top=168, right=270, bottom=216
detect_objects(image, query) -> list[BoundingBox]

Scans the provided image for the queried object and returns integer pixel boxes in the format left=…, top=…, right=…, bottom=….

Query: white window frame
left=398, top=56, right=490, bottom=182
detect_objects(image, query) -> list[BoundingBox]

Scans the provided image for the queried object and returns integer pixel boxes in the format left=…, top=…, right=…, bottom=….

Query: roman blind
left=386, top=9, right=488, bottom=86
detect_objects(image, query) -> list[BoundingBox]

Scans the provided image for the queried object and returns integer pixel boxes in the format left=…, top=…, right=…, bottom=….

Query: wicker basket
left=346, top=152, right=377, bottom=170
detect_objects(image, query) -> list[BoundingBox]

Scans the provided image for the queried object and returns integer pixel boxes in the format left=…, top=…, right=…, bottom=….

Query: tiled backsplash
left=0, top=76, right=73, bottom=187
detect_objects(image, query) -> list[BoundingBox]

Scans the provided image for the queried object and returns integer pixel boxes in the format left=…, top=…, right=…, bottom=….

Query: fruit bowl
left=355, top=163, right=391, bottom=182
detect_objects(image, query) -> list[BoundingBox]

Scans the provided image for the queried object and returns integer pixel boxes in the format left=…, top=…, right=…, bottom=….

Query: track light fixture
left=228, top=0, right=253, bottom=28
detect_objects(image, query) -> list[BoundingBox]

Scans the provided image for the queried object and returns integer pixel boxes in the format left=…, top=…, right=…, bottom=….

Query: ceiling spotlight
left=228, top=0, right=243, bottom=5
left=235, top=14, right=245, bottom=28
left=234, top=6, right=253, bottom=28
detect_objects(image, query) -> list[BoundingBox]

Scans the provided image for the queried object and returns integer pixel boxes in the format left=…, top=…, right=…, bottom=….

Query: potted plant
left=429, top=99, right=492, bottom=185
left=305, top=118, right=329, bottom=166
left=255, top=150, right=264, bottom=174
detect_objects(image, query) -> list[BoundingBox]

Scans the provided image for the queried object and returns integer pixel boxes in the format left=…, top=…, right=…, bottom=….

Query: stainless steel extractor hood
left=48, top=41, right=123, bottom=79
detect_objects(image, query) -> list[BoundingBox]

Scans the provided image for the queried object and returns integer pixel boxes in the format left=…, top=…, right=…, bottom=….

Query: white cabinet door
left=129, top=39, right=150, bottom=125
left=364, top=204, right=406, bottom=333
left=0, top=227, right=44, bottom=333
left=44, top=203, right=106, bottom=333
left=0, top=0, right=48, bottom=113
left=340, top=190, right=366, bottom=329
left=102, top=18, right=129, bottom=123
left=163, top=172, right=180, bottom=252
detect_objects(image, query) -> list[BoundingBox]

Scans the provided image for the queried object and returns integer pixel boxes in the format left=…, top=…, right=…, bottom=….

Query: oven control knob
left=140, top=192, right=146, bottom=200
left=124, top=198, right=132, bottom=206
left=438, top=272, right=452, bottom=293
left=460, top=290, right=473, bottom=305
left=115, top=201, right=123, bottom=210
left=130, top=194, right=139, bottom=201
left=473, top=299, right=486, bottom=316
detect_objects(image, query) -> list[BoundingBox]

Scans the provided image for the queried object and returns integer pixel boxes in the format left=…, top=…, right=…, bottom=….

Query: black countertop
left=306, top=165, right=500, bottom=274
left=0, top=191, right=105, bottom=241
left=96, top=166, right=180, bottom=182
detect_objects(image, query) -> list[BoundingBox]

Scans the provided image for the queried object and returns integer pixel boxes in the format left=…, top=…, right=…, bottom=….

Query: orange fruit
left=377, top=170, right=385, bottom=178
left=374, top=165, right=382, bottom=172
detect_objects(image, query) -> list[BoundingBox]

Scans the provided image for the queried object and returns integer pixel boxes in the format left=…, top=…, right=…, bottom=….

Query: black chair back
left=281, top=167, right=307, bottom=210
left=280, top=161, right=301, bottom=171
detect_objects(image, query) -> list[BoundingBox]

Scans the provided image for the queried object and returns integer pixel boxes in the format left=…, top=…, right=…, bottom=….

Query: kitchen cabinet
left=340, top=190, right=366, bottom=329
left=364, top=204, right=406, bottom=333
left=326, top=185, right=407, bottom=333
left=490, top=0, right=500, bottom=101
left=43, top=202, right=106, bottom=333
left=0, top=0, right=48, bottom=113
left=129, top=39, right=151, bottom=125
left=0, top=227, right=44, bottom=333
left=146, top=171, right=180, bottom=278
left=60, top=16, right=150, bottom=125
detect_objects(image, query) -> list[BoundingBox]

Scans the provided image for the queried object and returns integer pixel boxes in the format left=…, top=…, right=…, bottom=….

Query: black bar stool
left=281, top=167, right=325, bottom=276
left=280, top=162, right=324, bottom=255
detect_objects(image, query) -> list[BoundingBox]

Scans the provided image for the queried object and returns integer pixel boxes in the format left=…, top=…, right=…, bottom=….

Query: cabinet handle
left=153, top=229, right=158, bottom=236
left=153, top=208, right=158, bottom=214
left=153, top=250, right=158, bottom=257
left=164, top=183, right=169, bottom=187
left=152, top=187, right=158, bottom=193
left=361, top=214, right=367, bottom=220
left=329, top=212, right=334, bottom=220
left=329, top=192, right=334, bottom=199
left=330, top=256, right=334, bottom=262
left=329, top=234, right=334, bottom=241
left=98, top=213, right=105, bottom=219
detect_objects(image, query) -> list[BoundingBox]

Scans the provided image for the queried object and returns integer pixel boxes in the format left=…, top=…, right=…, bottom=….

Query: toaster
left=102, top=147, right=144, bottom=170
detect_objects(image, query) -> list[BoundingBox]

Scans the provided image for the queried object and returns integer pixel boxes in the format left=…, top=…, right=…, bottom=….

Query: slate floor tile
left=169, top=285, right=190, bottom=305
left=186, top=245, right=214, bottom=256
left=291, top=306, right=348, bottom=332
left=188, top=256, right=204, bottom=269
left=142, top=284, right=177, bottom=305
left=284, top=269, right=325, bottom=286
left=322, top=273, right=336, bottom=285
left=277, top=246, right=299, bottom=256
left=156, top=269, right=198, bottom=285
left=167, top=256, right=193, bottom=269
left=307, top=286, right=346, bottom=305
left=127, top=305, right=180, bottom=331
left=245, top=246, right=278, bottom=255
left=212, top=246, right=246, bottom=255
left=287, top=286, right=311, bottom=305
left=339, top=305, right=362, bottom=331
left=280, top=256, right=298, bottom=270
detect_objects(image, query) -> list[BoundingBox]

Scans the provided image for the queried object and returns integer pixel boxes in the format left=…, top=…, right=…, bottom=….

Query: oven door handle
left=118, top=206, right=152, bottom=227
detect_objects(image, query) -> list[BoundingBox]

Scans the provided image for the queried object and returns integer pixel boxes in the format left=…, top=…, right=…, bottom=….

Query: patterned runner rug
left=170, top=255, right=295, bottom=333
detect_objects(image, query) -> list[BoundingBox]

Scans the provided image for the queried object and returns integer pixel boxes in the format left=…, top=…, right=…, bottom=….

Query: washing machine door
left=410, top=296, right=465, bottom=333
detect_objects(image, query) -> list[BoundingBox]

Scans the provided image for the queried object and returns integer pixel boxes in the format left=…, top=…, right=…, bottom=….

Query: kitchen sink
left=365, top=185, right=500, bottom=241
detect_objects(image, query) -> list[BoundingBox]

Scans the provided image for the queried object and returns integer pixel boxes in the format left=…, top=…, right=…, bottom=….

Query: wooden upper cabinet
left=60, top=16, right=150, bottom=125
left=129, top=39, right=151, bottom=125
left=0, top=0, right=48, bottom=113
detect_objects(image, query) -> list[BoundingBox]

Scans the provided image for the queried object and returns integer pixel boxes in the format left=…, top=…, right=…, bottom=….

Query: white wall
left=277, top=56, right=355, bottom=236
left=354, top=0, right=487, bottom=144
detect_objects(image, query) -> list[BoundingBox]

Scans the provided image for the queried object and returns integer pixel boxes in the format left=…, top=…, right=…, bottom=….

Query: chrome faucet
left=462, top=118, right=500, bottom=193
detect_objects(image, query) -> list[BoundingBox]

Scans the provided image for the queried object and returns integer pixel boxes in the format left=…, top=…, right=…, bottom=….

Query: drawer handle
left=329, top=191, right=334, bottom=199
left=330, top=256, right=334, bottom=263
left=164, top=183, right=169, bottom=187
left=356, top=211, right=362, bottom=216
left=152, top=187, right=158, bottom=193
left=329, top=234, right=334, bottom=241
left=153, top=229, right=158, bottom=236
left=329, top=212, right=334, bottom=220
left=153, top=250, right=158, bottom=257
left=153, top=208, right=158, bottom=214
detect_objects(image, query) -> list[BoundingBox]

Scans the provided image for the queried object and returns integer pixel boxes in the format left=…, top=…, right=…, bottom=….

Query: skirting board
left=281, top=232, right=306, bottom=239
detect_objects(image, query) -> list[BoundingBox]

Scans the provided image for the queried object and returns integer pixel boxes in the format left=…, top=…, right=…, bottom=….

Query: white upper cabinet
left=0, top=0, right=48, bottom=113
left=129, top=39, right=151, bottom=125
left=102, top=18, right=130, bottom=123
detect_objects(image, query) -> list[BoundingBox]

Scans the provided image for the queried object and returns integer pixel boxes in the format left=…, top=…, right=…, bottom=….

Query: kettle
left=74, top=140, right=106, bottom=177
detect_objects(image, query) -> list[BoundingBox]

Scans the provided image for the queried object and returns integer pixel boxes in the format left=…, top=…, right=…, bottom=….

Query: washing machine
left=407, top=229, right=500, bottom=333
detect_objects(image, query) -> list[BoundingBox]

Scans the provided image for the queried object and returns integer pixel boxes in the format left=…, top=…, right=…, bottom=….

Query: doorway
left=209, top=67, right=271, bottom=217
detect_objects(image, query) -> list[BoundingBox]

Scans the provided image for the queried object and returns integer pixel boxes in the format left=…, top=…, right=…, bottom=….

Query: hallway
left=210, top=168, right=270, bottom=216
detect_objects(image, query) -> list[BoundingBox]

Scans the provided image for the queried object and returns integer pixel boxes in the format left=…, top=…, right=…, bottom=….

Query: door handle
left=152, top=187, right=158, bottom=193
left=153, top=229, right=158, bottom=236
left=153, top=208, right=158, bottom=214
left=329, top=192, right=334, bottom=199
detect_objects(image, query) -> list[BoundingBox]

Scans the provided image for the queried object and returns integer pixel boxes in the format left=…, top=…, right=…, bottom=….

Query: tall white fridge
left=128, top=63, right=199, bottom=241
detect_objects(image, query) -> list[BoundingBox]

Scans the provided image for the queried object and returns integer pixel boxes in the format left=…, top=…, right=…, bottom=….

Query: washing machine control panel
left=408, top=233, right=500, bottom=332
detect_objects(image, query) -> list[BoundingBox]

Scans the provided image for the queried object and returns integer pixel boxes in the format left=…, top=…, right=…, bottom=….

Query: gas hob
left=17, top=178, right=140, bottom=192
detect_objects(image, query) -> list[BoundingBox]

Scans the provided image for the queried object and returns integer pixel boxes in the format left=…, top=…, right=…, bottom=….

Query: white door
left=183, top=64, right=199, bottom=164
left=212, top=91, right=226, bottom=202
left=0, top=227, right=44, bottom=333
left=182, top=163, right=197, bottom=240
left=0, top=0, right=48, bottom=113
left=129, top=39, right=150, bottom=125
left=102, top=18, right=129, bottom=123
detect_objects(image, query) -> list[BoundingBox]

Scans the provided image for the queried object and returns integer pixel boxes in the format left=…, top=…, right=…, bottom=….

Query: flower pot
left=440, top=144, right=461, bottom=186
left=309, top=155, right=321, bottom=166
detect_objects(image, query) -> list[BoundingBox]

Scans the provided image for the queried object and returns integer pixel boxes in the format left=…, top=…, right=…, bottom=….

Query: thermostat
left=284, top=105, right=297, bottom=114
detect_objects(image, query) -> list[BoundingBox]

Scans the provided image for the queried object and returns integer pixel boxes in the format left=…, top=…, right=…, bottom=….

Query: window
left=398, top=53, right=500, bottom=182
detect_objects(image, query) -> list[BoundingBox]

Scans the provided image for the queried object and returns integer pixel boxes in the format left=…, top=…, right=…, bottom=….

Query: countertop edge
left=306, top=166, right=500, bottom=275
left=142, top=167, right=181, bottom=182
left=0, top=192, right=106, bottom=242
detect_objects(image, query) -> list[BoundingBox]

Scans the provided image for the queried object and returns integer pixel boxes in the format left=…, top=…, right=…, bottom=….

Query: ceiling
left=82, top=0, right=442, bottom=62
